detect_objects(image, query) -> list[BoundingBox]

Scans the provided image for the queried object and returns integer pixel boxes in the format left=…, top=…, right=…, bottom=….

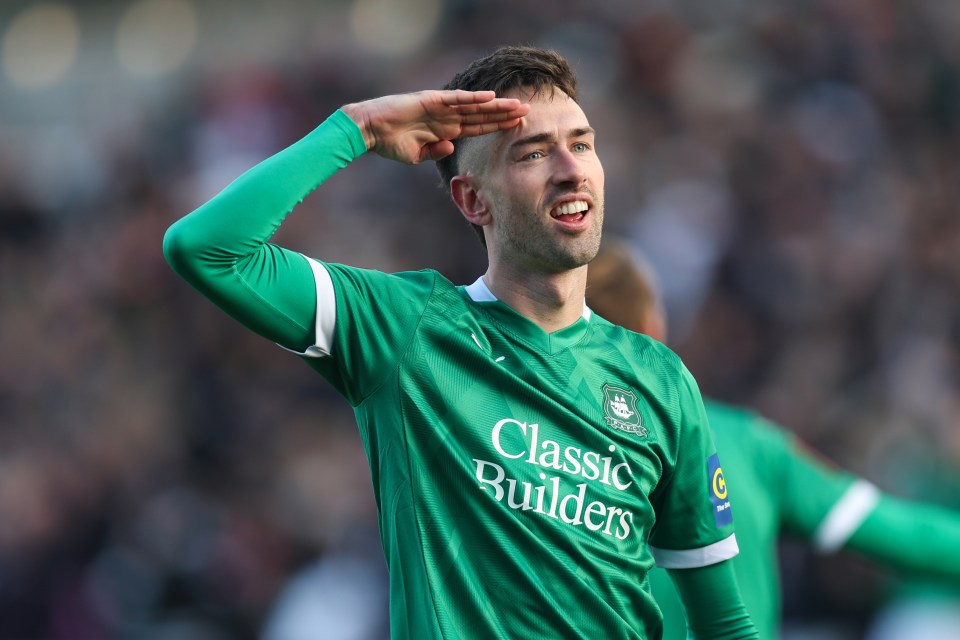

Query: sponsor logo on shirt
left=708, top=453, right=733, bottom=528
left=472, top=418, right=636, bottom=541
left=602, top=384, right=646, bottom=436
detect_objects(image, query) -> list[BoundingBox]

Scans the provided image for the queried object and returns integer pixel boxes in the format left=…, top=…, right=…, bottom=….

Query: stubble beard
left=497, top=199, right=604, bottom=274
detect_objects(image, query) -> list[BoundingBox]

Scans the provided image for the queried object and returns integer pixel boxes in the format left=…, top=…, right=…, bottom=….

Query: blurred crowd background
left=3, top=0, right=960, bottom=638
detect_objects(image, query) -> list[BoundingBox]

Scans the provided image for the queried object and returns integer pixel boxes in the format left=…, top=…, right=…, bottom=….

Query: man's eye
left=523, top=151, right=544, bottom=161
left=573, top=142, right=589, bottom=152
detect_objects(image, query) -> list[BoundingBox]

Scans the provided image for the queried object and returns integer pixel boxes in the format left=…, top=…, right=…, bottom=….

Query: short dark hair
left=436, top=45, right=580, bottom=244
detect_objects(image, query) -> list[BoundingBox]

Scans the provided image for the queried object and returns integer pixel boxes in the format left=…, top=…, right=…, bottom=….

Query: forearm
left=163, top=110, right=366, bottom=348
left=846, top=493, right=960, bottom=579
left=668, top=560, right=758, bottom=639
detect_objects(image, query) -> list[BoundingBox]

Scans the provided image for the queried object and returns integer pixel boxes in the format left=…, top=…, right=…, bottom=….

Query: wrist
left=340, top=102, right=376, bottom=151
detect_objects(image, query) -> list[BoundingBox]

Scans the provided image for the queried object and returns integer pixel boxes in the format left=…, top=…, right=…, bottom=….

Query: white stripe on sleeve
left=278, top=256, right=336, bottom=358
left=813, top=479, right=880, bottom=553
left=650, top=534, right=740, bottom=569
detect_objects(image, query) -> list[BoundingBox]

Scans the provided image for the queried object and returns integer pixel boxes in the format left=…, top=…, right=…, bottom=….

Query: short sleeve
left=649, top=365, right=738, bottom=568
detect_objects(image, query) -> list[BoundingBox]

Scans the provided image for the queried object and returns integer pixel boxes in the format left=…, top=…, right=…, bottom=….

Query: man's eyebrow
left=510, top=132, right=554, bottom=150
left=509, top=127, right=596, bottom=150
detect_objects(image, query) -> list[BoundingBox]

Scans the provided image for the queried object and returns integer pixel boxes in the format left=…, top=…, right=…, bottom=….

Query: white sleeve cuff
left=650, top=533, right=739, bottom=569
left=813, top=480, right=880, bottom=553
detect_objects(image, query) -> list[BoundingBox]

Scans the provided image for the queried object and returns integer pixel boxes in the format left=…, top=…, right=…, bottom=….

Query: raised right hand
left=341, top=90, right=530, bottom=164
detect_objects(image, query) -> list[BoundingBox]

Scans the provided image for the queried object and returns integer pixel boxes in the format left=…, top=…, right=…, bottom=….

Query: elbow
left=162, top=218, right=203, bottom=279
left=162, top=220, right=187, bottom=275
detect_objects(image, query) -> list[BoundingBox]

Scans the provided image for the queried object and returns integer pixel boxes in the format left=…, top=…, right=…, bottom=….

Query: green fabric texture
left=850, top=494, right=960, bottom=578
left=669, top=561, right=760, bottom=640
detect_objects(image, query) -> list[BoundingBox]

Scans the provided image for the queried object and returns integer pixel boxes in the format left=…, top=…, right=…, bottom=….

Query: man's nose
left=551, top=147, right=587, bottom=186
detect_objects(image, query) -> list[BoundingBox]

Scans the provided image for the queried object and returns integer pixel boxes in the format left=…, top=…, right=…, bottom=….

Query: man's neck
left=481, top=265, right=588, bottom=333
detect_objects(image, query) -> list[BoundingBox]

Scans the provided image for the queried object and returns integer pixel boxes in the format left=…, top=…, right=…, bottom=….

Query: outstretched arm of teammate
left=760, top=416, right=960, bottom=580
left=163, top=91, right=528, bottom=350
left=842, top=494, right=960, bottom=579
left=669, top=561, right=759, bottom=639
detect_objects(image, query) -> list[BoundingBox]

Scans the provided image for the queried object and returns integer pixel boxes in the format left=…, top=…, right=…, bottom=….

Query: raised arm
left=162, top=91, right=528, bottom=351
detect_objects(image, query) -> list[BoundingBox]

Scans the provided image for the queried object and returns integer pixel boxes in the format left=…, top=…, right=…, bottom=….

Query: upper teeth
left=552, top=201, right=589, bottom=217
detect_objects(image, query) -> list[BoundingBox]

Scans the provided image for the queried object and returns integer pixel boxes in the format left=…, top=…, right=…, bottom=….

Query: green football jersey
left=303, top=264, right=737, bottom=639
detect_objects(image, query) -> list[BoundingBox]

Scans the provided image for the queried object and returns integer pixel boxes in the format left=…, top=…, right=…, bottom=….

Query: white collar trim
left=465, top=276, right=592, bottom=321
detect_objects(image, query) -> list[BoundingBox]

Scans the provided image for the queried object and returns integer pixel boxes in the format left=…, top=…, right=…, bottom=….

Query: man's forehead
left=457, top=87, right=590, bottom=173
left=498, top=91, right=590, bottom=145
left=501, top=85, right=583, bottom=118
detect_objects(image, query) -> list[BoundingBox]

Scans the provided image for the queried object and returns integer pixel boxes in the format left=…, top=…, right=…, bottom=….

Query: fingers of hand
left=459, top=118, right=525, bottom=138
left=434, top=90, right=529, bottom=117
left=421, top=139, right=456, bottom=162
left=458, top=104, right=529, bottom=124
left=439, top=89, right=497, bottom=106
left=456, top=103, right=529, bottom=136
left=453, top=99, right=530, bottom=117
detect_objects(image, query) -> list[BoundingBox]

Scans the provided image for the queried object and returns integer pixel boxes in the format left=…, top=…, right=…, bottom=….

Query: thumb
left=421, top=139, right=455, bottom=163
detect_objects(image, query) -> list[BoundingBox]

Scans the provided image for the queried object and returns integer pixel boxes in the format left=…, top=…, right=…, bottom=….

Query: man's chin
left=566, top=237, right=602, bottom=269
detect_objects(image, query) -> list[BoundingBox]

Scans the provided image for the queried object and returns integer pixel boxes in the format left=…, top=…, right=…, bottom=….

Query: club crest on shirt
left=602, top=384, right=646, bottom=436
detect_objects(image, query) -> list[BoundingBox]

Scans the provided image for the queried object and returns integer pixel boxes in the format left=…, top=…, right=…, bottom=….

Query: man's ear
left=450, top=176, right=491, bottom=226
